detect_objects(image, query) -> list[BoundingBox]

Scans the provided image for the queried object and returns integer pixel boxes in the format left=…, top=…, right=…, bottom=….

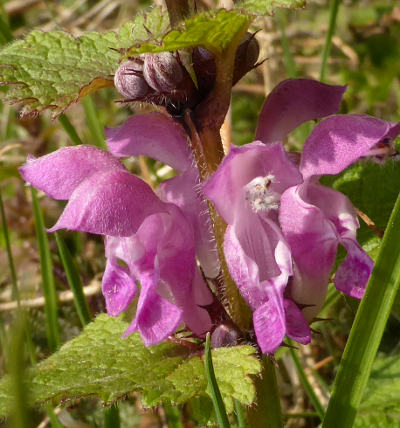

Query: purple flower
left=205, top=79, right=400, bottom=353
left=105, top=111, right=220, bottom=278
left=20, top=145, right=212, bottom=345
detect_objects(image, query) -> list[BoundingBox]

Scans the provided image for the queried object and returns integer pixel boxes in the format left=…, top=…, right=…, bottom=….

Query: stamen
left=363, top=138, right=398, bottom=162
left=244, top=174, right=280, bottom=213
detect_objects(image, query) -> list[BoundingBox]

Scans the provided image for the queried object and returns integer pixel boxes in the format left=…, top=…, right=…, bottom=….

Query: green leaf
left=0, top=315, right=260, bottom=416
left=124, top=10, right=252, bottom=57
left=354, top=354, right=400, bottom=427
left=0, top=8, right=169, bottom=117
left=236, top=0, right=306, bottom=16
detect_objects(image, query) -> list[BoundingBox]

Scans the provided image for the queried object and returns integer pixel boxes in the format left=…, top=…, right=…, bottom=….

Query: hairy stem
left=247, top=356, right=283, bottom=428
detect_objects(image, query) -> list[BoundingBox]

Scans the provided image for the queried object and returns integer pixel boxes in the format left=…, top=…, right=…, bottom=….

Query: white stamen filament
left=244, top=174, right=280, bottom=213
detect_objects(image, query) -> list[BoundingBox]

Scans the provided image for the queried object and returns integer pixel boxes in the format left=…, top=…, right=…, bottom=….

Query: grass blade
left=0, top=189, right=19, bottom=302
left=104, top=404, right=120, bottom=428
left=204, top=333, right=230, bottom=428
left=31, top=187, right=60, bottom=352
left=81, top=96, right=107, bottom=149
left=322, top=190, right=400, bottom=428
left=288, top=344, right=325, bottom=421
left=319, top=0, right=341, bottom=81
left=276, top=10, right=297, bottom=78
left=163, top=402, right=183, bottom=428
left=55, top=232, right=92, bottom=326
left=58, top=114, right=84, bottom=146
left=234, top=399, right=246, bottom=428
left=9, top=314, right=33, bottom=428
left=0, top=14, right=12, bottom=44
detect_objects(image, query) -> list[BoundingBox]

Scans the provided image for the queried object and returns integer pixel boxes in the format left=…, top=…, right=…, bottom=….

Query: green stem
left=322, top=190, right=400, bottom=428
left=320, top=0, right=341, bottom=81
left=204, top=333, right=230, bottom=428
left=247, top=356, right=283, bottom=428
left=81, top=96, right=107, bottom=149
left=288, top=345, right=325, bottom=421
left=58, top=114, right=84, bottom=145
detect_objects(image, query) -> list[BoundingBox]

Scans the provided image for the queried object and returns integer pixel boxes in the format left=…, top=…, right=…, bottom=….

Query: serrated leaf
left=354, top=354, right=400, bottom=427
left=0, top=315, right=260, bottom=417
left=236, top=0, right=306, bottom=16
left=0, top=8, right=169, bottom=117
left=125, top=9, right=252, bottom=57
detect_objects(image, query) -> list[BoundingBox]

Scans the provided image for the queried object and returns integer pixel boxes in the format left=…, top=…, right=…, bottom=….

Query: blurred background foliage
left=0, top=0, right=399, bottom=427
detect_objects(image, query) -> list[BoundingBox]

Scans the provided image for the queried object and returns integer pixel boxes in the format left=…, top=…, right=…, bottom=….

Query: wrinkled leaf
left=124, top=9, right=252, bottom=57
left=0, top=315, right=260, bottom=416
left=0, top=9, right=169, bottom=117
left=236, top=0, right=306, bottom=16
left=354, top=354, right=400, bottom=427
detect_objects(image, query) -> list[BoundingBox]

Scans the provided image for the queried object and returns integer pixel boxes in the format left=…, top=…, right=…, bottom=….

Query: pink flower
left=20, top=145, right=212, bottom=345
left=204, top=79, right=399, bottom=353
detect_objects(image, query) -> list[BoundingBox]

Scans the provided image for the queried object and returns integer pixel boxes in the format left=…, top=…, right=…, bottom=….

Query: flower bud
left=143, top=52, right=185, bottom=93
left=233, top=32, right=260, bottom=85
left=192, top=47, right=217, bottom=95
left=211, top=324, right=241, bottom=348
left=114, top=59, right=151, bottom=100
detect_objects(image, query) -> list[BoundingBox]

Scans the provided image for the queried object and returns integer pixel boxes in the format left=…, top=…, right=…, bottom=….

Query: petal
left=204, top=142, right=302, bottom=224
left=19, top=146, right=125, bottom=200
left=123, top=274, right=183, bottom=346
left=253, top=296, right=285, bottom=354
left=301, top=115, right=400, bottom=179
left=224, top=212, right=292, bottom=310
left=105, top=112, right=191, bottom=172
left=160, top=170, right=220, bottom=278
left=48, top=169, right=166, bottom=236
left=302, top=183, right=373, bottom=299
left=255, top=79, right=346, bottom=144
left=335, top=238, right=373, bottom=299
left=284, top=299, right=311, bottom=345
left=279, top=184, right=338, bottom=319
left=102, top=258, right=137, bottom=316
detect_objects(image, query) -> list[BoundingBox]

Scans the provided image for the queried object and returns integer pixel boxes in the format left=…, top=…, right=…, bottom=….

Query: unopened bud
left=143, top=52, right=185, bottom=93
left=233, top=32, right=260, bottom=85
left=192, top=47, right=217, bottom=94
left=114, top=59, right=151, bottom=100
left=211, top=324, right=241, bottom=348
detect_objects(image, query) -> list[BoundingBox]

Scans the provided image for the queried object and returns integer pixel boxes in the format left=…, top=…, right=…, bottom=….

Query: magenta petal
left=255, top=79, right=346, bottom=144
left=123, top=274, right=183, bottom=346
left=335, top=238, right=373, bottom=299
left=102, top=259, right=137, bottom=316
left=204, top=142, right=302, bottom=224
left=284, top=299, right=311, bottom=345
left=301, top=115, right=399, bottom=179
left=19, top=146, right=125, bottom=200
left=253, top=297, right=285, bottom=354
left=48, top=169, right=166, bottom=236
left=279, top=184, right=338, bottom=319
left=105, top=112, right=191, bottom=172
left=160, top=170, right=220, bottom=278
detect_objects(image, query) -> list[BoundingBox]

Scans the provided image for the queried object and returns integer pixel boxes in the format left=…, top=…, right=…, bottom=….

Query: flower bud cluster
left=114, top=33, right=260, bottom=115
